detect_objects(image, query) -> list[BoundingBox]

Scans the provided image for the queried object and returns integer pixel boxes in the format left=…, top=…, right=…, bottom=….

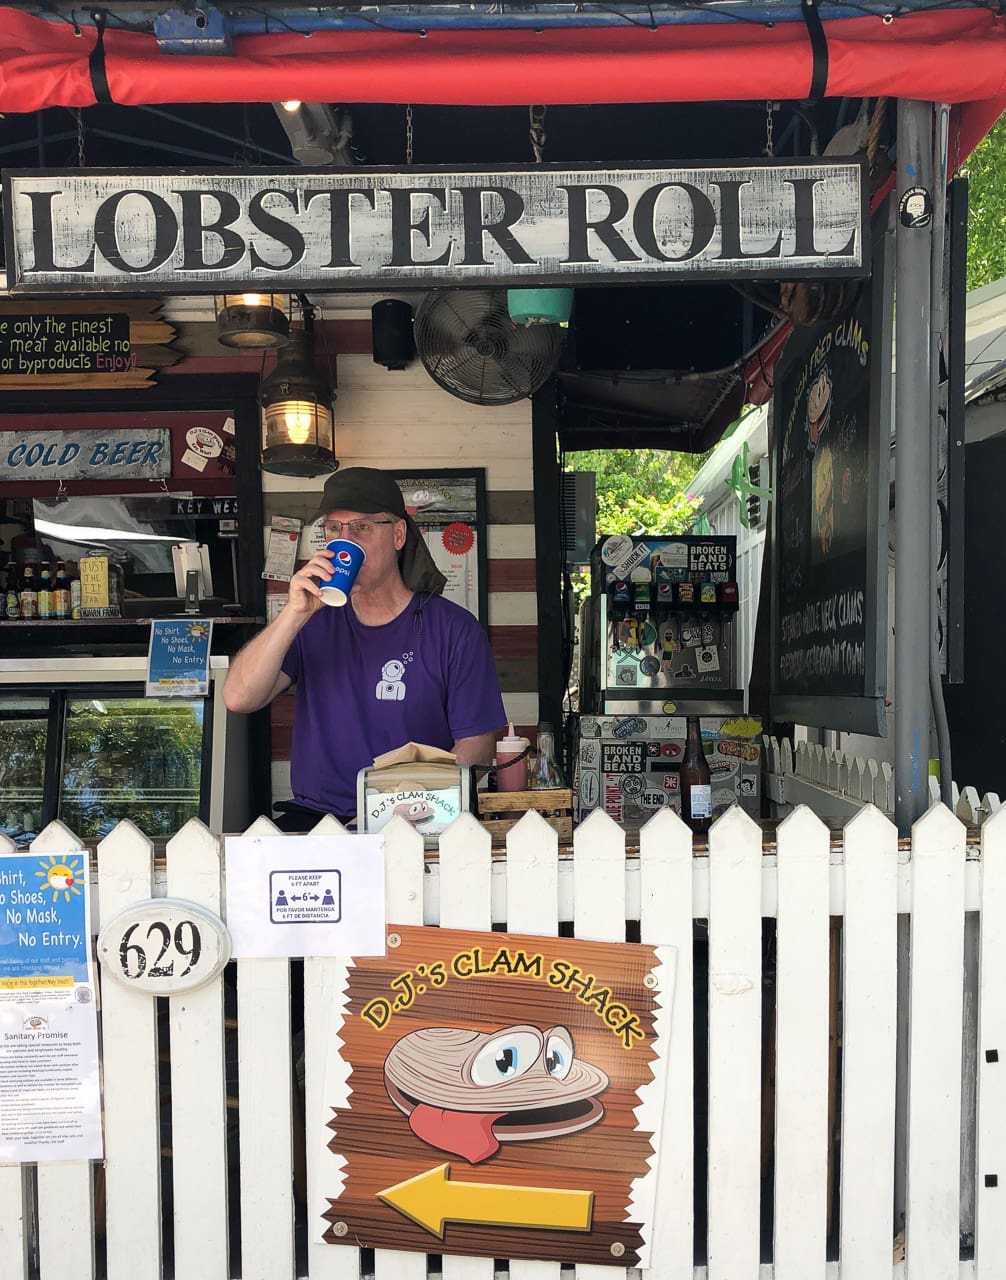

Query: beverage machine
left=573, top=532, right=761, bottom=827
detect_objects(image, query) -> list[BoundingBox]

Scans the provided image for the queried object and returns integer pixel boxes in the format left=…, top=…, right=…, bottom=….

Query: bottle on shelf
left=38, top=561, right=53, bottom=619
left=53, top=560, right=70, bottom=619
left=4, top=560, right=20, bottom=619
left=680, top=714, right=712, bottom=836
left=18, top=564, right=38, bottom=619
left=530, top=721, right=565, bottom=790
left=70, top=565, right=82, bottom=620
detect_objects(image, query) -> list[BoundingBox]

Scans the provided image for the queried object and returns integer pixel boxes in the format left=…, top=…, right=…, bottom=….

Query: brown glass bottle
left=680, top=715, right=712, bottom=835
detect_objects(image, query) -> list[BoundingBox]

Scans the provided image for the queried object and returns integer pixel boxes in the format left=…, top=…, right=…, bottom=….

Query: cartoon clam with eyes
left=383, top=1025, right=609, bottom=1164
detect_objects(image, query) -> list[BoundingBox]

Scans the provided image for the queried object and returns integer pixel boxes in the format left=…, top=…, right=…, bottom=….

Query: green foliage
left=566, top=448, right=706, bottom=536
left=966, top=114, right=1006, bottom=291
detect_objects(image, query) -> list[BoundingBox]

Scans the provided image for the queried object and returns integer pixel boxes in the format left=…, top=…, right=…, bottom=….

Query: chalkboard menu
left=771, top=215, right=892, bottom=735
left=0, top=313, right=130, bottom=377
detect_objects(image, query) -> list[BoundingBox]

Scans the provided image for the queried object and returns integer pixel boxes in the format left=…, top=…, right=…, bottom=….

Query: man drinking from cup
left=223, top=467, right=505, bottom=831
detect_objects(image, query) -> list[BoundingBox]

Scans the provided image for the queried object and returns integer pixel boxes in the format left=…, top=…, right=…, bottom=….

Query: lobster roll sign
left=3, top=160, right=868, bottom=292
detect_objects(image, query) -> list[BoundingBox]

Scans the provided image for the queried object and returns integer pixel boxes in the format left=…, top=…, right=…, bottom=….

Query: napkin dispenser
left=356, top=744, right=471, bottom=843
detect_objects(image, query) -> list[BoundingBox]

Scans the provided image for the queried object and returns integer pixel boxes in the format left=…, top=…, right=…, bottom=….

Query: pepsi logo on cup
left=319, top=538, right=366, bottom=607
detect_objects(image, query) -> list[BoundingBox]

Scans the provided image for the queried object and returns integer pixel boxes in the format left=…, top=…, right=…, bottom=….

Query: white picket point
left=795, top=741, right=810, bottom=778
left=826, top=749, right=840, bottom=791
left=850, top=755, right=866, bottom=802
left=866, top=758, right=881, bottom=808
left=780, top=737, right=794, bottom=776
left=905, top=803, right=966, bottom=1277
left=0, top=835, right=30, bottom=1280
left=639, top=807, right=695, bottom=1280
left=840, top=804, right=898, bottom=1274
left=774, top=806, right=830, bottom=1279
left=959, top=787, right=982, bottom=827
left=813, top=743, right=826, bottom=784
left=165, top=819, right=229, bottom=1280
left=237, top=815, right=295, bottom=1280
left=837, top=752, right=851, bottom=796
left=29, top=822, right=96, bottom=1280
left=980, top=792, right=1002, bottom=823
left=95, top=820, right=162, bottom=1280
left=707, top=806, right=763, bottom=1280
left=880, top=763, right=894, bottom=813
left=435, top=812, right=496, bottom=1280
left=976, top=807, right=1006, bottom=1276
left=506, top=811, right=562, bottom=1280
left=952, top=780, right=961, bottom=811
left=929, top=775, right=942, bottom=806
left=573, top=807, right=628, bottom=1280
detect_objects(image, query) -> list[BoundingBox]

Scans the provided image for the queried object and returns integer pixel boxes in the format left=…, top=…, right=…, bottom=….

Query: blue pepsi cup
left=319, top=539, right=366, bottom=606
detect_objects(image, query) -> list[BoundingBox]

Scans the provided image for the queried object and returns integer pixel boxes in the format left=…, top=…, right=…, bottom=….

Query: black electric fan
left=414, top=289, right=564, bottom=406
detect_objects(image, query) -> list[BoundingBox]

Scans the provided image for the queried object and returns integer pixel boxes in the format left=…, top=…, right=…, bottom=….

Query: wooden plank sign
left=0, top=299, right=178, bottom=389
left=318, top=925, right=675, bottom=1266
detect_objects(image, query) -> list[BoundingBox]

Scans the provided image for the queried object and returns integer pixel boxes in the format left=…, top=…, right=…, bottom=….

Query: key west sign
left=3, top=160, right=868, bottom=293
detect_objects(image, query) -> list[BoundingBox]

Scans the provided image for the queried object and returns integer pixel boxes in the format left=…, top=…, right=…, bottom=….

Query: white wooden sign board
left=3, top=159, right=868, bottom=292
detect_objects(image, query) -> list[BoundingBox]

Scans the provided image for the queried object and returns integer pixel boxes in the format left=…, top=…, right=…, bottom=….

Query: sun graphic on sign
left=35, top=855, right=85, bottom=903
left=187, top=623, right=208, bottom=640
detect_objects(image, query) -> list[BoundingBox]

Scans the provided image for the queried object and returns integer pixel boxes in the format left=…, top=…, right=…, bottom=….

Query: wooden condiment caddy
left=475, top=787, right=573, bottom=846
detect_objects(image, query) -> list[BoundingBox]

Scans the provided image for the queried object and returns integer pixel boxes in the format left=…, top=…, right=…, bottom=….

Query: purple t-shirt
left=280, top=594, right=505, bottom=817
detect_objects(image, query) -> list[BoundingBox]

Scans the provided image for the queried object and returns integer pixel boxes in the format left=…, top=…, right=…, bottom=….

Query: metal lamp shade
left=506, top=288, right=574, bottom=327
left=259, top=331, right=337, bottom=477
left=215, top=292, right=291, bottom=349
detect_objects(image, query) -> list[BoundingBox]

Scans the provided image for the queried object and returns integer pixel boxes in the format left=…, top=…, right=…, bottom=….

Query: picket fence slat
left=302, top=816, right=357, bottom=1280
left=96, top=821, right=163, bottom=1280
left=235, top=815, right=296, bottom=1280
left=507, top=811, right=563, bottom=1280
left=166, top=820, right=230, bottom=1280
left=32, top=822, right=96, bottom=1280
left=439, top=812, right=496, bottom=1280
left=375, top=816, right=429, bottom=1280
left=840, top=804, right=898, bottom=1274
left=639, top=808, right=695, bottom=1280
left=573, top=809, right=629, bottom=1280
left=906, top=804, right=967, bottom=1277
left=975, top=807, right=1006, bottom=1278
left=707, top=807, right=763, bottom=1280
left=773, top=806, right=830, bottom=1279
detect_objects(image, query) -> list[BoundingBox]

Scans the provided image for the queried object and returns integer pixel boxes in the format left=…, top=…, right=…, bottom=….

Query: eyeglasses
left=322, top=518, right=397, bottom=539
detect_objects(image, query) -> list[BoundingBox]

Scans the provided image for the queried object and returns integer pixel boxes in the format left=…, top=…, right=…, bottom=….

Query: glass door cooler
left=0, top=656, right=249, bottom=845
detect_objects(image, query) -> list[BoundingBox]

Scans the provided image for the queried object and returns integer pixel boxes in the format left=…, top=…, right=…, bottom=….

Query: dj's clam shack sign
left=318, top=925, right=676, bottom=1266
left=3, top=160, right=868, bottom=292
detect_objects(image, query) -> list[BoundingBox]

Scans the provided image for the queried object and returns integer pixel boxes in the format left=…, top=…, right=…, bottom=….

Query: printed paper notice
left=146, top=618, right=213, bottom=697
left=224, top=834, right=386, bottom=959
left=0, top=1001, right=103, bottom=1161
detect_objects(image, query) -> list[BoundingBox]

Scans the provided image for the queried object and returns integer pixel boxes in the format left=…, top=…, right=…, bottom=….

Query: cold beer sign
left=3, top=159, right=868, bottom=293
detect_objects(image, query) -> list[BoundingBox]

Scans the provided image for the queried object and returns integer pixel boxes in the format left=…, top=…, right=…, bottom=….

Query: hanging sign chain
left=405, top=103, right=414, bottom=166
left=76, top=107, right=86, bottom=168
left=764, top=101, right=775, bottom=158
left=529, top=105, right=547, bottom=163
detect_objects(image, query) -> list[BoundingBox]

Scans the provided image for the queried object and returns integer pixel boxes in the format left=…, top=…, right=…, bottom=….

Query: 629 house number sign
left=97, top=898, right=231, bottom=994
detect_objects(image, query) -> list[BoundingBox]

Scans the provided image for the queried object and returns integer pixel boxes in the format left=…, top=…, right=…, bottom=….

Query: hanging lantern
left=214, top=292, right=291, bottom=349
left=259, top=329, right=337, bottom=477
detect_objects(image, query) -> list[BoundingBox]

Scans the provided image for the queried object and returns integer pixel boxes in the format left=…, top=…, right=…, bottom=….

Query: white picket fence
left=763, top=734, right=1003, bottom=826
left=1, top=800, right=1003, bottom=1279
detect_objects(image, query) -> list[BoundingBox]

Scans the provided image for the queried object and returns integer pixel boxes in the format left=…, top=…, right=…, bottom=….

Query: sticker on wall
left=898, top=185, right=932, bottom=228
left=600, top=534, right=632, bottom=567
left=696, top=646, right=721, bottom=673
left=182, top=426, right=224, bottom=473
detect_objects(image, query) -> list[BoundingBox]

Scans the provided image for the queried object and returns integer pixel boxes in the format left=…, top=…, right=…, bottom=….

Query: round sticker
left=662, top=700, right=678, bottom=715
left=185, top=426, right=223, bottom=458
left=620, top=774, right=645, bottom=798
left=639, top=622, right=657, bottom=647
left=601, top=534, right=633, bottom=566
left=899, top=185, right=932, bottom=228
left=640, top=656, right=661, bottom=676
left=442, top=522, right=474, bottom=556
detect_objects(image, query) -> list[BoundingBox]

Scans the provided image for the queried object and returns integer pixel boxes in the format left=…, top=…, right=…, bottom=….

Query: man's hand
left=286, top=546, right=337, bottom=617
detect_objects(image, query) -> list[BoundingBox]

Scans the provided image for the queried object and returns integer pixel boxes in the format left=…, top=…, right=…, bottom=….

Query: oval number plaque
left=97, top=897, right=231, bottom=994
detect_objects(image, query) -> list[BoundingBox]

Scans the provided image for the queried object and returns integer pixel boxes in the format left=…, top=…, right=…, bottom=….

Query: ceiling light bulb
left=281, top=100, right=302, bottom=113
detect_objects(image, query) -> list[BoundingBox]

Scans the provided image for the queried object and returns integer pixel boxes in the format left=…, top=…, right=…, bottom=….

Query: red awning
left=0, top=7, right=1002, bottom=158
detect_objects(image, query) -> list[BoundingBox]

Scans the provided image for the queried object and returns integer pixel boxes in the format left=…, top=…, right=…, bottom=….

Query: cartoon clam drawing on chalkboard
left=383, top=1025, right=609, bottom=1164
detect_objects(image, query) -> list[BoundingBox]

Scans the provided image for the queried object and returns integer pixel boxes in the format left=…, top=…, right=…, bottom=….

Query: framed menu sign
left=393, top=469, right=488, bottom=626
left=771, top=211, right=893, bottom=735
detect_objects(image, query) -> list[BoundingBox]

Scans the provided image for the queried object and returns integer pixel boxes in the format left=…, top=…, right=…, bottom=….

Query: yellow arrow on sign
left=378, top=1163, right=595, bottom=1238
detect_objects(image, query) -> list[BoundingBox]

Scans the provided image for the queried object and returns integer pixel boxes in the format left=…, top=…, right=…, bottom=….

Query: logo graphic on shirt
left=376, top=658, right=407, bottom=702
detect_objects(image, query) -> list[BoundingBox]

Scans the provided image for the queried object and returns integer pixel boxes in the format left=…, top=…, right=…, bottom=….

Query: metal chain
left=76, top=107, right=86, bottom=168
left=529, top=105, right=547, bottom=163
left=764, top=101, right=775, bottom=158
left=405, top=103, right=414, bottom=166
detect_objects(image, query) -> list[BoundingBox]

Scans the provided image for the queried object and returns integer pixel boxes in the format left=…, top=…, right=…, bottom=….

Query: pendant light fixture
left=215, top=292, right=291, bottom=349
left=259, top=302, right=337, bottom=477
left=507, top=106, right=573, bottom=329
